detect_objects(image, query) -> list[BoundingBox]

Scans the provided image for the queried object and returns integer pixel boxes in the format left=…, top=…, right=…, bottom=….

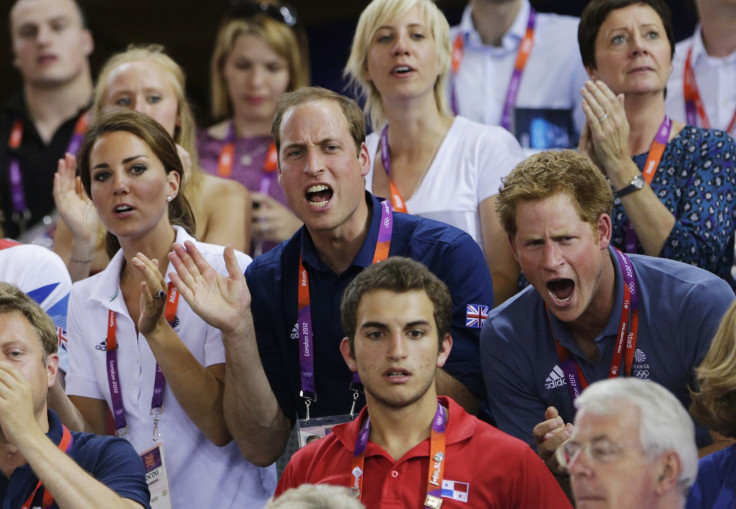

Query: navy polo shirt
left=482, top=248, right=735, bottom=449
left=0, top=411, right=150, bottom=509
left=246, top=193, right=493, bottom=422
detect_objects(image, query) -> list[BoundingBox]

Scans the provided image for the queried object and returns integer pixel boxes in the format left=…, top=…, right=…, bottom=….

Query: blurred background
left=0, top=0, right=698, bottom=127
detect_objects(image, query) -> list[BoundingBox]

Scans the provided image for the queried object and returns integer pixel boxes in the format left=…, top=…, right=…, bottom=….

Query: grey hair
left=575, top=378, right=698, bottom=495
left=264, top=484, right=365, bottom=509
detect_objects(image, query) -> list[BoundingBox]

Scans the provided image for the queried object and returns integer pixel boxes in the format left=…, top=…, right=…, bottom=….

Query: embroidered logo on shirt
left=441, top=480, right=469, bottom=502
left=545, top=365, right=566, bottom=390
left=465, top=304, right=488, bottom=328
left=632, top=348, right=650, bottom=379
left=95, top=339, right=107, bottom=351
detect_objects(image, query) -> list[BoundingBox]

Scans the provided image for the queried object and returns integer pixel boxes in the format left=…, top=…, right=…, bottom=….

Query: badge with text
left=141, top=443, right=172, bottom=509
left=296, top=414, right=355, bottom=448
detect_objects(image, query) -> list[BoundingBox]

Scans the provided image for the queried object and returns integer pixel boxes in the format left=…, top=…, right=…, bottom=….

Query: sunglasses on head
left=227, top=0, right=298, bottom=27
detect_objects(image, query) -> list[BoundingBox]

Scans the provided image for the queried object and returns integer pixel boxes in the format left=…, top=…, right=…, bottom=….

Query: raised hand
left=53, top=153, right=99, bottom=243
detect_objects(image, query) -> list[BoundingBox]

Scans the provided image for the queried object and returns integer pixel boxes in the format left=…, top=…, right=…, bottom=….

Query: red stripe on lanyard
left=216, top=122, right=278, bottom=188
left=550, top=249, right=639, bottom=402
left=624, top=117, right=671, bottom=252
left=350, top=401, right=447, bottom=506
left=449, top=8, right=536, bottom=131
left=684, top=47, right=736, bottom=134
left=21, top=426, right=73, bottom=509
left=297, top=200, right=394, bottom=410
left=106, top=283, right=179, bottom=435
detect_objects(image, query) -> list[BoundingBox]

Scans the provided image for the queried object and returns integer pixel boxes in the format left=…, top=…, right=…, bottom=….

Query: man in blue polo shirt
left=0, top=283, right=149, bottom=508
left=481, top=150, right=735, bottom=476
left=169, top=87, right=493, bottom=467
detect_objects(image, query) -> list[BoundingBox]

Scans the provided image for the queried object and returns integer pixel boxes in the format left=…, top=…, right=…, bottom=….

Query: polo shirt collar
left=8, top=411, right=64, bottom=478
left=459, top=0, right=530, bottom=52
left=547, top=246, right=624, bottom=353
left=299, top=192, right=380, bottom=273
left=331, top=396, right=476, bottom=456
left=86, top=225, right=193, bottom=313
left=691, top=23, right=736, bottom=64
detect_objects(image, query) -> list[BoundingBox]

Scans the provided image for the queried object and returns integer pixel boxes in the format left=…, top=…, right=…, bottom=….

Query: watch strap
left=614, top=175, right=645, bottom=198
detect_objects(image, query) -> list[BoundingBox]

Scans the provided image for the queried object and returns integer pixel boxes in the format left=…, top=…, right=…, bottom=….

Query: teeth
left=310, top=200, right=328, bottom=208
left=394, top=66, right=411, bottom=73
left=115, top=205, right=132, bottom=212
left=307, top=184, right=329, bottom=193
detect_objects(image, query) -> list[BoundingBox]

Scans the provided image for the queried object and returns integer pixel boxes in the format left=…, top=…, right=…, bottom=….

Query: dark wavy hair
left=77, top=109, right=196, bottom=258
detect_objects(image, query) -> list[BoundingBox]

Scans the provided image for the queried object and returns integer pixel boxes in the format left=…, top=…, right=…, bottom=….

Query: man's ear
left=437, top=333, right=453, bottom=368
left=46, top=353, right=59, bottom=389
left=597, top=213, right=612, bottom=250
left=340, top=337, right=357, bottom=373
left=654, top=450, right=682, bottom=496
left=508, top=233, right=520, bottom=262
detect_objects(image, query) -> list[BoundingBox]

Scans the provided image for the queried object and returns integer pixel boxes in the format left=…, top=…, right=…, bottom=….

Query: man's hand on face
left=0, top=359, right=42, bottom=447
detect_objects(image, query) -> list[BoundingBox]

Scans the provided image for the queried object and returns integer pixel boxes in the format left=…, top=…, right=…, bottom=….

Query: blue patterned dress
left=611, top=125, right=736, bottom=288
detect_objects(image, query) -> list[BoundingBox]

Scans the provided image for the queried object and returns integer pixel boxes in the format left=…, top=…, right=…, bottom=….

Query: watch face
left=633, top=175, right=644, bottom=189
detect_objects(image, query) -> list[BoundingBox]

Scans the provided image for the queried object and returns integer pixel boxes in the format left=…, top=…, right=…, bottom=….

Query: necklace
left=239, top=138, right=272, bottom=166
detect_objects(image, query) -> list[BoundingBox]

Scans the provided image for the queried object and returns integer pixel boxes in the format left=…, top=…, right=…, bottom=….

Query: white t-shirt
left=448, top=0, right=589, bottom=146
left=666, top=24, right=736, bottom=136
left=365, top=116, right=523, bottom=249
left=0, top=242, right=71, bottom=371
left=65, top=226, right=276, bottom=509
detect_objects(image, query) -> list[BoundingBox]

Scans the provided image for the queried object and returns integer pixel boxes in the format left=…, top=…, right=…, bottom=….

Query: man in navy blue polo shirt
left=0, top=283, right=149, bottom=508
left=481, top=150, right=734, bottom=479
left=169, top=87, right=493, bottom=467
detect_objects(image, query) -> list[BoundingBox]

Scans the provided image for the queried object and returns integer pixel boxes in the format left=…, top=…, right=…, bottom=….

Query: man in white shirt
left=666, top=0, right=736, bottom=136
left=449, top=0, right=589, bottom=151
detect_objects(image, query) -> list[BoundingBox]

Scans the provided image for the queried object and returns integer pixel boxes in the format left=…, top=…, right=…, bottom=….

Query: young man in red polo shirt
left=275, top=257, right=571, bottom=508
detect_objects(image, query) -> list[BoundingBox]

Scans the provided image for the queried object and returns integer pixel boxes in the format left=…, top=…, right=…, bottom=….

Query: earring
left=167, top=195, right=173, bottom=202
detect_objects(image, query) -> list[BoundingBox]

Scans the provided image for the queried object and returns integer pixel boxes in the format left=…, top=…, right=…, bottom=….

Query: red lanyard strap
left=350, top=401, right=447, bottom=507
left=105, top=283, right=179, bottom=435
left=684, top=47, right=736, bottom=134
left=21, top=426, right=73, bottom=509
left=216, top=122, right=278, bottom=183
left=297, top=200, right=393, bottom=416
left=449, top=7, right=536, bottom=131
left=550, top=249, right=639, bottom=402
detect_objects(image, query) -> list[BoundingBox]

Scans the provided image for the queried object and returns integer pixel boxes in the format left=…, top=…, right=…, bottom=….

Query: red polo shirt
left=276, top=397, right=571, bottom=508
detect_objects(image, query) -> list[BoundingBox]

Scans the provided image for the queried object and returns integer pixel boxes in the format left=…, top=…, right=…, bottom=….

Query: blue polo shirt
left=0, top=411, right=150, bottom=509
left=481, top=248, right=735, bottom=449
left=687, top=444, right=736, bottom=509
left=246, top=193, right=493, bottom=422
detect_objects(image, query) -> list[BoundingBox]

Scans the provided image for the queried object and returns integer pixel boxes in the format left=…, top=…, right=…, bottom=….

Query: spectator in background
left=199, top=0, right=308, bottom=255
left=53, top=45, right=250, bottom=281
left=577, top=0, right=736, bottom=288
left=689, top=301, right=736, bottom=509
left=344, top=0, right=524, bottom=306
left=449, top=0, right=588, bottom=152
left=666, top=0, right=736, bottom=138
left=559, top=378, right=698, bottom=509
left=1, top=0, right=93, bottom=242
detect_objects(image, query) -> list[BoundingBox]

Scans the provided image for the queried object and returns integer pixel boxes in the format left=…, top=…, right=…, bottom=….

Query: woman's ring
left=154, top=289, right=166, bottom=300
left=598, top=113, right=609, bottom=122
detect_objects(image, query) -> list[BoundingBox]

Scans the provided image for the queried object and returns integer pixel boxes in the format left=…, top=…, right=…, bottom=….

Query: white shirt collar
left=458, top=0, right=531, bottom=52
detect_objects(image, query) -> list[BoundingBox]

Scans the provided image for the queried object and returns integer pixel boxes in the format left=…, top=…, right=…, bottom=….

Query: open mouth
left=306, top=184, right=333, bottom=208
left=114, top=205, right=134, bottom=213
left=392, top=66, right=414, bottom=75
left=547, top=278, right=574, bottom=304
left=383, top=367, right=411, bottom=380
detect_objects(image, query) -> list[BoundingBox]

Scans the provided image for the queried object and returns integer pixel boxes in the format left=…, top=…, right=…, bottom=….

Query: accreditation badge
left=140, top=442, right=172, bottom=509
left=296, top=414, right=355, bottom=448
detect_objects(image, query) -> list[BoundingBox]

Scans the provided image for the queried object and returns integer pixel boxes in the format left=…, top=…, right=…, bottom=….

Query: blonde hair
left=690, top=300, right=736, bottom=438
left=210, top=13, right=310, bottom=120
left=344, top=0, right=451, bottom=130
left=92, top=44, right=202, bottom=204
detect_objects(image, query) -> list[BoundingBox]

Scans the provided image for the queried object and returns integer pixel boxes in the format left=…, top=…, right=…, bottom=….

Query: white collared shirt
left=666, top=24, right=736, bottom=135
left=448, top=0, right=588, bottom=139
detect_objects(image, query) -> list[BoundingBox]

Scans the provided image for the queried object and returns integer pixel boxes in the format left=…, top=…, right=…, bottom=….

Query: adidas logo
left=545, top=365, right=566, bottom=390
left=290, top=322, right=299, bottom=341
left=95, top=340, right=107, bottom=352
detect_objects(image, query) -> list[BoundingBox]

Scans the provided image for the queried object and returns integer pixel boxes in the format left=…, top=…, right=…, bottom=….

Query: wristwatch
left=614, top=174, right=645, bottom=198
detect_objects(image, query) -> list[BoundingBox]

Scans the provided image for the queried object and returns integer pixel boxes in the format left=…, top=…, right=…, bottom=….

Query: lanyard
left=378, top=125, right=408, bottom=213
left=21, top=426, right=73, bottom=509
left=550, top=249, right=639, bottom=402
left=350, top=401, right=447, bottom=507
left=6, top=111, right=89, bottom=233
left=684, top=47, right=736, bottom=134
left=449, top=7, right=536, bottom=132
left=297, top=200, right=393, bottom=418
left=106, top=282, right=180, bottom=438
left=623, top=116, right=671, bottom=252
left=216, top=122, right=278, bottom=194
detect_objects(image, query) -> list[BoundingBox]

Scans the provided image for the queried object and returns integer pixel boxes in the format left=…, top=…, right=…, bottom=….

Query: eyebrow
left=359, top=320, right=432, bottom=330
left=91, top=154, right=147, bottom=170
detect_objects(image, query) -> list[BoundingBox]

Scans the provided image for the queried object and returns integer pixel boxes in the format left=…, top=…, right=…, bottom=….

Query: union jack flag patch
left=465, top=304, right=488, bottom=328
